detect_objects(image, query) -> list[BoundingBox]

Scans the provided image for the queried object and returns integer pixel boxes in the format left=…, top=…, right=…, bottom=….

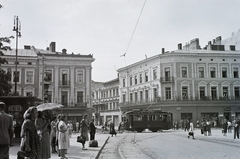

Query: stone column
left=54, top=66, right=59, bottom=103
left=70, top=66, right=75, bottom=106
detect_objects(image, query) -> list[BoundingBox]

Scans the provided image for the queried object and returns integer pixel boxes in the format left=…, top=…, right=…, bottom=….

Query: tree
left=0, top=4, right=13, bottom=96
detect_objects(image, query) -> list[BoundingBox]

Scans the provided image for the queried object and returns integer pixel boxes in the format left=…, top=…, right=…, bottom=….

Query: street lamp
left=12, top=16, right=21, bottom=95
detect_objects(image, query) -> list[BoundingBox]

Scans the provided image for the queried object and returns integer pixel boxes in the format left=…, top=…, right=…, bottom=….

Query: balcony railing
left=160, top=76, right=174, bottom=83
left=119, top=96, right=240, bottom=107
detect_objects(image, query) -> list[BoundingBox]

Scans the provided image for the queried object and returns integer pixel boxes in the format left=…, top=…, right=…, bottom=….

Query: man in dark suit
left=0, top=102, right=14, bottom=159
left=89, top=119, right=96, bottom=140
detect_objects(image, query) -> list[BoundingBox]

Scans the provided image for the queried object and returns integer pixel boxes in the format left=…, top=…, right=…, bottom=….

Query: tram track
left=117, top=132, right=158, bottom=159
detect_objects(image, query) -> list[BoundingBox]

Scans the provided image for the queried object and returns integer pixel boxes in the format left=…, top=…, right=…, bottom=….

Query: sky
left=1, top=0, right=240, bottom=82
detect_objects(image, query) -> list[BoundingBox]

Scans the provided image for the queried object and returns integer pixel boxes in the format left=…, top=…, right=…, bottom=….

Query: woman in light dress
left=58, top=115, right=70, bottom=159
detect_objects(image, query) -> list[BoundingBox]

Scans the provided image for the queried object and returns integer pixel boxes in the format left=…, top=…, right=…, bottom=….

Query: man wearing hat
left=0, top=102, right=14, bottom=159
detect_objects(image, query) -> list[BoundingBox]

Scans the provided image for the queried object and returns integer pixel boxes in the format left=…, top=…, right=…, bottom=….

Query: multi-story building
left=118, top=36, right=240, bottom=126
left=1, top=42, right=95, bottom=122
left=92, top=78, right=120, bottom=126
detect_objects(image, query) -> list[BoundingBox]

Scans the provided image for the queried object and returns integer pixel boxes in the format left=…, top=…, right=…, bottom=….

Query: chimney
left=62, top=49, right=67, bottom=54
left=49, top=42, right=56, bottom=52
left=215, top=36, right=221, bottom=45
left=24, top=45, right=31, bottom=50
left=178, top=43, right=182, bottom=50
left=162, top=48, right=165, bottom=54
left=212, top=39, right=216, bottom=44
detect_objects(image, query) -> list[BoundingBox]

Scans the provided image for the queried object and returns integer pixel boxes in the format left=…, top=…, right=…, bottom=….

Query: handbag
left=77, top=136, right=86, bottom=144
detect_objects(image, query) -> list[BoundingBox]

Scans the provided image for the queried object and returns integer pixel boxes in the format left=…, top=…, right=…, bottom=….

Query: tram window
left=134, top=115, right=142, bottom=121
left=149, top=115, right=153, bottom=121
left=142, top=115, right=148, bottom=121
left=156, top=115, right=162, bottom=121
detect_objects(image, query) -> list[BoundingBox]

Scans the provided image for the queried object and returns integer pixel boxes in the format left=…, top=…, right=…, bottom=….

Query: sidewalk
left=9, top=130, right=110, bottom=159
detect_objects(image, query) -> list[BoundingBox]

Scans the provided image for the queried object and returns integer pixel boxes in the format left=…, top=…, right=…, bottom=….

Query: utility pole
left=12, top=16, right=21, bottom=95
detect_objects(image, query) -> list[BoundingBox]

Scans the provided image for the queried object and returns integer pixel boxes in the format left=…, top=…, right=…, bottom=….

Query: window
left=130, top=77, right=132, bottom=86
left=181, top=67, right=187, bottom=78
left=116, top=89, right=119, bottom=96
left=145, top=72, right=148, bottom=82
left=130, top=93, right=133, bottom=102
left=26, top=92, right=33, bottom=97
left=222, top=87, right=228, bottom=98
left=123, top=94, right=126, bottom=103
left=145, top=90, right=148, bottom=102
left=135, top=92, right=138, bottom=102
left=76, top=70, right=84, bottom=82
left=45, top=70, right=52, bottom=82
left=153, top=69, right=157, bottom=80
left=62, top=70, right=68, bottom=85
left=233, top=68, right=239, bottom=78
left=113, top=90, right=115, bottom=97
left=200, top=87, right=205, bottom=99
left=123, top=79, right=125, bottom=87
left=211, top=87, right=217, bottom=100
left=235, top=87, right=240, bottom=98
left=153, top=88, right=158, bottom=100
left=140, top=74, right=142, bottom=83
left=165, top=87, right=171, bottom=99
left=134, top=75, right=137, bottom=85
left=210, top=67, right=216, bottom=78
left=182, top=87, right=188, bottom=99
left=61, top=91, right=68, bottom=106
left=222, top=67, right=227, bottom=78
left=198, top=67, right=204, bottom=78
left=13, top=71, right=20, bottom=83
left=165, top=67, right=170, bottom=81
left=140, top=91, right=143, bottom=102
left=27, top=62, right=32, bottom=65
left=26, top=71, right=33, bottom=83
left=77, top=91, right=84, bottom=103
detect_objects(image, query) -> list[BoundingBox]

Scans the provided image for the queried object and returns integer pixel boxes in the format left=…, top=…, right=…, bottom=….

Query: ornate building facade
left=92, top=78, right=120, bottom=126
left=118, top=37, right=240, bottom=125
left=1, top=42, right=95, bottom=122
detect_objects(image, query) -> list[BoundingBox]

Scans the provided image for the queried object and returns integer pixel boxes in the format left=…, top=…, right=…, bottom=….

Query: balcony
left=59, top=80, right=70, bottom=87
left=160, top=76, right=174, bottom=83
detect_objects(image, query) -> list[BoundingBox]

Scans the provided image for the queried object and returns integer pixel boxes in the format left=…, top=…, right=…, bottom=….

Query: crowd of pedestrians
left=0, top=101, right=105, bottom=159
left=173, top=117, right=240, bottom=140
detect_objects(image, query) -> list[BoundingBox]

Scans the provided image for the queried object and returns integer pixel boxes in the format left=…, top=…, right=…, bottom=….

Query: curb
left=95, top=136, right=110, bottom=159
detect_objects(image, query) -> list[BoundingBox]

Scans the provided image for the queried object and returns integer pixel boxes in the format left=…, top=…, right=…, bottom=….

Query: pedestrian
left=50, top=116, right=57, bottom=153
left=35, top=111, right=51, bottom=159
left=75, top=121, right=80, bottom=133
left=118, top=121, right=123, bottom=133
left=89, top=119, right=96, bottom=140
left=0, top=102, right=14, bottom=159
left=58, top=115, right=70, bottom=159
left=109, top=121, right=117, bottom=137
left=232, top=117, right=239, bottom=139
left=17, top=107, right=40, bottom=159
left=227, top=120, right=232, bottom=133
left=67, top=121, right=73, bottom=138
left=55, top=114, right=61, bottom=156
left=188, top=119, right=195, bottom=139
left=80, top=114, right=89, bottom=150
left=222, top=119, right=228, bottom=136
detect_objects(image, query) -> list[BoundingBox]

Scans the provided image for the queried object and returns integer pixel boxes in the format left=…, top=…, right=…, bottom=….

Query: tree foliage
left=0, top=4, right=13, bottom=96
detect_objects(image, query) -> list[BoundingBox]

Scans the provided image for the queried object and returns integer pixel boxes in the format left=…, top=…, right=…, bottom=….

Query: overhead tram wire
left=124, top=0, right=147, bottom=55
left=120, top=0, right=147, bottom=104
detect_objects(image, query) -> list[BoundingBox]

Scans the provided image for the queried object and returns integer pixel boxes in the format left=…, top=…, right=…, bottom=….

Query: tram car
left=125, top=109, right=172, bottom=132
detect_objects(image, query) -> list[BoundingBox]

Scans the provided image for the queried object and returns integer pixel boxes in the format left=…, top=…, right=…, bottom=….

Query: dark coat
left=89, top=122, right=96, bottom=134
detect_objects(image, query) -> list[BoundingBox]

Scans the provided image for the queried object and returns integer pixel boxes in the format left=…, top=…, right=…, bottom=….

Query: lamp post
left=12, top=16, right=21, bottom=95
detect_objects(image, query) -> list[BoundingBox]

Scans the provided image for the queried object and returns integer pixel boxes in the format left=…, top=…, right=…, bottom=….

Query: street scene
left=1, top=1, right=240, bottom=159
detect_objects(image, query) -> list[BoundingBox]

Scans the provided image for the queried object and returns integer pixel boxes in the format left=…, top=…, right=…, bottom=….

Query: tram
left=125, top=109, right=172, bottom=132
